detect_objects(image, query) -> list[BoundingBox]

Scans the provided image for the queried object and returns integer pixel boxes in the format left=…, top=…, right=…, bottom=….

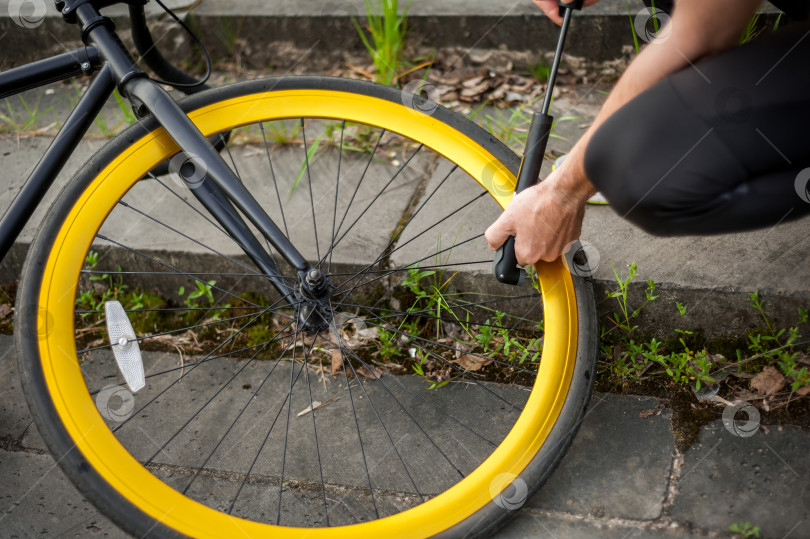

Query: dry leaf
left=639, top=408, right=656, bottom=418
left=796, top=385, right=810, bottom=397
left=357, top=366, right=382, bottom=380
left=0, top=304, right=12, bottom=319
left=331, top=349, right=343, bottom=376
left=751, top=366, right=786, bottom=396
left=460, top=81, right=490, bottom=98
left=297, top=401, right=321, bottom=417
left=732, top=389, right=762, bottom=402
left=297, top=396, right=339, bottom=417
left=461, top=75, right=484, bottom=88
left=453, top=354, right=491, bottom=372
left=356, top=327, right=378, bottom=340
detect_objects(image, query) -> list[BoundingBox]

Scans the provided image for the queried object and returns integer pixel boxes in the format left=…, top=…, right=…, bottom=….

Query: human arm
left=485, top=0, right=762, bottom=265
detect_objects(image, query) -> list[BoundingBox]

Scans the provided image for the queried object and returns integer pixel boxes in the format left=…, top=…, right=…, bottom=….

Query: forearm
left=555, top=0, right=761, bottom=200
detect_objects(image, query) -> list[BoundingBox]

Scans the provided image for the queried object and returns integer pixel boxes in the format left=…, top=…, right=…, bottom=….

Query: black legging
left=584, top=21, right=810, bottom=236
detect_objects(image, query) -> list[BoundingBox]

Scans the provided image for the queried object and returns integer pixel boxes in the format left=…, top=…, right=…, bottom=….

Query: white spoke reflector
left=105, top=300, right=145, bottom=392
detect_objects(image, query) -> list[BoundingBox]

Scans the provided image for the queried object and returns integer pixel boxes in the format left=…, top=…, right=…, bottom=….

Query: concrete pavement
left=2, top=335, right=809, bottom=537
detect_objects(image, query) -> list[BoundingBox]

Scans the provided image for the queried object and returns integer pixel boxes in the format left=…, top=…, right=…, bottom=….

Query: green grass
left=729, top=521, right=760, bottom=538
left=740, top=7, right=781, bottom=45
left=473, top=100, right=579, bottom=152
left=0, top=94, right=56, bottom=133
left=352, top=0, right=411, bottom=86
left=528, top=58, right=551, bottom=83
left=599, top=263, right=810, bottom=397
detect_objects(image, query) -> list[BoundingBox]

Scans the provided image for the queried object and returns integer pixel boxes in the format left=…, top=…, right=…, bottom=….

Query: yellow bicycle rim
left=37, top=89, right=578, bottom=537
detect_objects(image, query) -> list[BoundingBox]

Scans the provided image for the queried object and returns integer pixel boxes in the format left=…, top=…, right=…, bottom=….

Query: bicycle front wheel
left=16, top=77, right=598, bottom=538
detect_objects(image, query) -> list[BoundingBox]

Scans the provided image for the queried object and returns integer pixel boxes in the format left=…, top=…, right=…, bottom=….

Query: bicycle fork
left=493, top=0, right=583, bottom=285
left=72, top=3, right=309, bottom=305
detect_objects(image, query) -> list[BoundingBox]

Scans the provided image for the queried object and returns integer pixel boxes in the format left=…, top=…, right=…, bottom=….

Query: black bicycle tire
left=16, top=75, right=598, bottom=538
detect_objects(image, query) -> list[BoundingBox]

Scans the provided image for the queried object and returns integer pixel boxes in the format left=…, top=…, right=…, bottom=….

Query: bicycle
left=5, top=0, right=598, bottom=536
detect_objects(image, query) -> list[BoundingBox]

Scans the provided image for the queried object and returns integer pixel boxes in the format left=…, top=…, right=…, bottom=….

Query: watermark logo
left=633, top=6, right=672, bottom=44
left=794, top=168, right=810, bottom=203
left=20, top=304, right=54, bottom=341
left=8, top=0, right=46, bottom=29
left=401, top=80, right=439, bottom=116
left=722, top=401, right=760, bottom=438
left=489, top=472, right=528, bottom=511
left=562, top=240, right=600, bottom=278
left=169, top=152, right=208, bottom=190
left=481, top=159, right=515, bottom=201
left=715, top=87, right=753, bottom=124
left=95, top=385, right=136, bottom=423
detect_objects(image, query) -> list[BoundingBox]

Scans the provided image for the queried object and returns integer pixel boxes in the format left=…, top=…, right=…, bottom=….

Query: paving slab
left=4, top=327, right=806, bottom=538
left=672, top=420, right=810, bottom=539
left=0, top=337, right=31, bottom=445
left=527, top=393, right=674, bottom=521
left=0, top=449, right=127, bottom=538
left=497, top=511, right=701, bottom=539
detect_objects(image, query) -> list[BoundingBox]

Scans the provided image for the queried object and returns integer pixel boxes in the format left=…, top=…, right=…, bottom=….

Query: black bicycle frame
left=0, top=0, right=299, bottom=301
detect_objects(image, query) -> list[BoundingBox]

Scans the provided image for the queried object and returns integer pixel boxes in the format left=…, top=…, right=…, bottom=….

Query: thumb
left=485, top=213, right=514, bottom=251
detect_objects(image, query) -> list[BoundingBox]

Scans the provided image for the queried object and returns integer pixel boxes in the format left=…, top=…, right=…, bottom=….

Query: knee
left=584, top=121, right=674, bottom=236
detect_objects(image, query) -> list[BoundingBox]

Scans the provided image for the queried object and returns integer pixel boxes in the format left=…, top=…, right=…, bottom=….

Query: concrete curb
left=0, top=0, right=785, bottom=70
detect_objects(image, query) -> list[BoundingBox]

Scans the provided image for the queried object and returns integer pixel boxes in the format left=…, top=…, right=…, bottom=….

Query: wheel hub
left=295, top=268, right=333, bottom=333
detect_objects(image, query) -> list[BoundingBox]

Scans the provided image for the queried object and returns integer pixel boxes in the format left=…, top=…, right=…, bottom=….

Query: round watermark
left=490, top=472, right=528, bottom=511
left=562, top=240, right=600, bottom=278
left=633, top=7, right=671, bottom=44
left=401, top=80, right=439, bottom=116
left=20, top=304, right=54, bottom=342
left=8, top=0, right=46, bottom=29
left=169, top=152, right=208, bottom=190
left=715, top=87, right=753, bottom=124
left=95, top=385, right=135, bottom=423
left=481, top=159, right=515, bottom=201
left=794, top=168, right=810, bottom=204
left=722, top=401, right=760, bottom=438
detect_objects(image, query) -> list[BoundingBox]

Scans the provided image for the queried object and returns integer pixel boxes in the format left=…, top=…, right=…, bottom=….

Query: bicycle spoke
left=323, top=143, right=424, bottom=265
left=150, top=174, right=228, bottom=237
left=324, top=128, right=386, bottom=262
left=324, top=324, right=470, bottom=478
left=110, top=306, right=274, bottom=433
left=259, top=121, right=290, bottom=238
left=327, top=120, right=345, bottom=274
left=342, top=302, right=523, bottom=412
left=332, top=233, right=484, bottom=303
left=227, top=323, right=309, bottom=516
left=331, top=319, right=379, bottom=519
left=77, top=308, right=271, bottom=355
left=301, top=118, right=321, bottom=262
left=302, top=329, right=330, bottom=525
left=87, top=325, right=298, bottom=397
left=94, top=234, right=265, bottom=309
left=143, top=327, right=283, bottom=466
left=115, top=200, right=262, bottom=277
left=182, top=331, right=297, bottom=495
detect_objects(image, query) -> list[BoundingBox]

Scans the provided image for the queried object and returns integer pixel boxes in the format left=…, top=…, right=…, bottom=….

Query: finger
left=514, top=237, right=539, bottom=266
left=532, top=0, right=564, bottom=24
left=485, top=216, right=513, bottom=250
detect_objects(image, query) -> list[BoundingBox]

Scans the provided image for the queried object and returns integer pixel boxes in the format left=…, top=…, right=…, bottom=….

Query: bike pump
left=493, top=0, right=584, bottom=285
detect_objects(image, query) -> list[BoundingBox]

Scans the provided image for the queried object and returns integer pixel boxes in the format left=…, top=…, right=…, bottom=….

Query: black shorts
left=584, top=21, right=810, bottom=236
